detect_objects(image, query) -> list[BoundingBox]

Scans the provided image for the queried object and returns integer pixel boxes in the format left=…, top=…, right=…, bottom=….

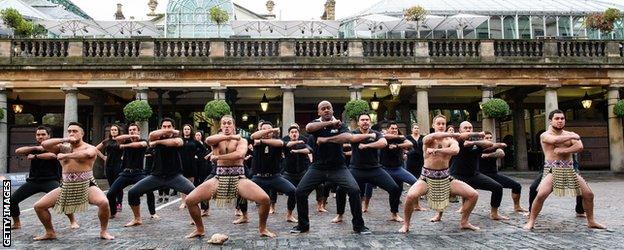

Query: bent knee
left=582, top=190, right=594, bottom=200
left=257, top=194, right=271, bottom=205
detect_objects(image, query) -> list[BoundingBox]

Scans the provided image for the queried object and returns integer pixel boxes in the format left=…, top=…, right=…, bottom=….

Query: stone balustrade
left=1, top=38, right=623, bottom=67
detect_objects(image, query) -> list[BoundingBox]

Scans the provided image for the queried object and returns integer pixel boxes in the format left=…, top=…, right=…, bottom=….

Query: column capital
left=211, top=86, right=227, bottom=91
left=348, top=85, right=364, bottom=91
left=133, top=86, right=149, bottom=92
left=61, top=87, right=78, bottom=93
left=281, top=85, right=296, bottom=91
left=608, top=84, right=624, bottom=90
left=414, top=84, right=431, bottom=90
left=481, top=84, right=497, bottom=91
left=544, top=83, right=561, bottom=90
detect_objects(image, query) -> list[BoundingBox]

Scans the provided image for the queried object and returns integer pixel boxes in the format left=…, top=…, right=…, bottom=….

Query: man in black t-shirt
left=127, top=118, right=196, bottom=227
left=105, top=123, right=158, bottom=226
left=291, top=101, right=370, bottom=235
left=10, top=126, right=78, bottom=230
left=332, top=114, right=402, bottom=223
left=248, top=122, right=297, bottom=222
left=449, top=121, right=508, bottom=221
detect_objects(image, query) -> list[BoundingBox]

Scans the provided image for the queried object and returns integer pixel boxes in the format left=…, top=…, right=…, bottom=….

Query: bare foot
left=514, top=206, right=529, bottom=213
left=390, top=214, right=404, bottom=222
left=523, top=221, right=535, bottom=230
left=151, top=214, right=161, bottom=220
left=430, top=213, right=442, bottom=222
left=233, top=216, right=249, bottom=224
left=69, top=221, right=80, bottom=229
left=331, top=215, right=343, bottom=223
left=490, top=213, right=509, bottom=220
left=201, top=210, right=210, bottom=217
left=269, top=208, right=275, bottom=214
left=34, top=232, right=57, bottom=241
left=587, top=221, right=606, bottom=229
left=286, top=216, right=298, bottom=223
left=413, top=206, right=428, bottom=211
left=190, top=220, right=195, bottom=225
left=179, top=203, right=187, bottom=209
left=317, top=207, right=328, bottom=213
left=398, top=224, right=410, bottom=233
left=11, top=222, right=21, bottom=230
left=185, top=230, right=205, bottom=238
left=100, top=231, right=115, bottom=240
left=124, top=219, right=142, bottom=227
left=460, top=222, right=480, bottom=231
left=455, top=208, right=462, bottom=213
left=260, top=229, right=277, bottom=238
left=235, top=209, right=242, bottom=216
left=576, top=213, right=587, bottom=218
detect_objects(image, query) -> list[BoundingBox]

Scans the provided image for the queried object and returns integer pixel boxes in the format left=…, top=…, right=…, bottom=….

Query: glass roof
left=354, top=0, right=624, bottom=18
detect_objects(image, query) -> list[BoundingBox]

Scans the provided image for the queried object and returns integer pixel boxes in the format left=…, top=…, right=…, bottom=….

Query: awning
left=435, top=14, right=489, bottom=31
left=37, top=19, right=108, bottom=37
left=231, top=20, right=339, bottom=38
left=98, top=20, right=161, bottom=38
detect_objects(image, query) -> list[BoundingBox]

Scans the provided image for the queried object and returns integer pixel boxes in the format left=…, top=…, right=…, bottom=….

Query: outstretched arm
left=115, top=135, right=140, bottom=143
left=149, top=129, right=179, bottom=141
left=120, top=141, right=148, bottom=149
left=350, top=133, right=376, bottom=143
left=318, top=132, right=353, bottom=145
left=15, top=145, right=45, bottom=155
left=396, top=139, right=413, bottom=149
left=251, top=128, right=280, bottom=140
left=151, top=138, right=183, bottom=147
left=256, top=139, right=284, bottom=148
left=463, top=140, right=494, bottom=149
left=306, top=120, right=340, bottom=133
left=205, top=134, right=241, bottom=146
left=41, top=138, right=71, bottom=154
left=482, top=148, right=505, bottom=159
left=423, top=132, right=460, bottom=146
left=360, top=138, right=387, bottom=150
left=483, top=143, right=507, bottom=153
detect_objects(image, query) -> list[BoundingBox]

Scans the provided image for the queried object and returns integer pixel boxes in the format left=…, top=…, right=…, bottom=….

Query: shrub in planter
left=204, top=100, right=231, bottom=120
left=344, top=99, right=370, bottom=121
left=482, top=98, right=510, bottom=119
left=0, top=107, right=4, bottom=120
left=123, top=100, right=153, bottom=122
left=614, top=99, right=624, bottom=118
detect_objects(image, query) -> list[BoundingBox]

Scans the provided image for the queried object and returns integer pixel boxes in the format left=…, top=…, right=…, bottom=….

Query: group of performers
left=9, top=100, right=605, bottom=241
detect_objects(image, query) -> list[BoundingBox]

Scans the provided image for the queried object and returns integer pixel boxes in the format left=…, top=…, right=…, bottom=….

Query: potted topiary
left=204, top=99, right=231, bottom=134
left=404, top=5, right=427, bottom=38
left=0, top=107, right=5, bottom=120
left=614, top=99, right=624, bottom=118
left=123, top=100, right=153, bottom=122
left=344, top=99, right=370, bottom=129
left=482, top=98, right=510, bottom=119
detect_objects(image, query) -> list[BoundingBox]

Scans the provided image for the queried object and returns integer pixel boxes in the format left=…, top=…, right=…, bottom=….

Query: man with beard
left=281, top=125, right=314, bottom=222
left=36, top=122, right=114, bottom=240
left=524, top=110, right=605, bottom=230
left=185, top=115, right=275, bottom=238
left=11, top=126, right=78, bottom=230
left=291, top=100, right=370, bottom=235
left=332, top=114, right=402, bottom=223
left=399, top=115, right=479, bottom=233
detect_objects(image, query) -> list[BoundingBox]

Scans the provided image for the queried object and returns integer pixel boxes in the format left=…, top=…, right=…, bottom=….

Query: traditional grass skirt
left=214, top=166, right=245, bottom=207
left=421, top=167, right=452, bottom=212
left=543, top=160, right=580, bottom=197
left=54, top=171, right=95, bottom=214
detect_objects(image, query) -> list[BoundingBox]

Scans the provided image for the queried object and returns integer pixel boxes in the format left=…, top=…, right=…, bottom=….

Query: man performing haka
left=185, top=115, right=275, bottom=238
left=105, top=123, right=158, bottom=224
left=332, top=114, right=402, bottom=223
left=10, top=126, right=79, bottom=230
left=125, top=118, right=196, bottom=227
left=448, top=121, right=509, bottom=221
left=291, top=100, right=370, bottom=235
left=281, top=125, right=314, bottom=222
left=524, top=110, right=605, bottom=230
left=400, top=115, right=480, bottom=233
left=35, top=122, right=114, bottom=240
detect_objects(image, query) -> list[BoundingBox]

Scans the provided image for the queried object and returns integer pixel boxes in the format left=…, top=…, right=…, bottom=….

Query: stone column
left=482, top=86, right=497, bottom=142
left=544, top=84, right=560, bottom=128
left=0, top=86, right=7, bottom=173
left=512, top=96, right=529, bottom=171
left=62, top=87, right=79, bottom=137
left=348, top=85, right=363, bottom=100
left=281, top=86, right=295, bottom=135
left=91, top=96, right=104, bottom=144
left=134, top=87, right=150, bottom=139
left=416, top=86, right=430, bottom=135
left=212, top=86, right=227, bottom=100
left=607, top=86, right=624, bottom=172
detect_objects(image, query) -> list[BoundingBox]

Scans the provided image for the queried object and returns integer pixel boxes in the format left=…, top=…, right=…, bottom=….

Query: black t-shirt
left=308, top=119, right=349, bottom=169
left=151, top=140, right=183, bottom=177
left=282, top=137, right=312, bottom=175
left=27, top=149, right=62, bottom=182
left=144, top=147, right=155, bottom=173
left=350, top=130, right=383, bottom=169
left=180, top=138, right=199, bottom=169
left=450, top=139, right=484, bottom=176
left=121, top=139, right=147, bottom=170
left=479, top=156, right=498, bottom=174
left=104, top=140, right=123, bottom=170
left=405, top=135, right=424, bottom=168
left=380, top=137, right=406, bottom=168
left=252, top=140, right=283, bottom=175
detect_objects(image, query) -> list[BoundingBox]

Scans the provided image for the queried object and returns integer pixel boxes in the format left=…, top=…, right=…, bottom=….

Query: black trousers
left=483, top=172, right=522, bottom=194
left=107, top=171, right=156, bottom=216
left=336, top=167, right=401, bottom=214
left=10, top=180, right=59, bottom=217
left=528, top=172, right=584, bottom=214
left=128, top=174, right=195, bottom=206
left=247, top=175, right=297, bottom=211
left=454, top=173, right=503, bottom=208
left=106, top=168, right=123, bottom=205
left=295, top=166, right=365, bottom=231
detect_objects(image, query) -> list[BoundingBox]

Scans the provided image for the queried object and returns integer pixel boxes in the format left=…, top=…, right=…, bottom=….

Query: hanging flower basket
left=344, top=99, right=371, bottom=121
left=614, top=99, right=624, bottom=118
left=123, top=100, right=153, bottom=122
left=482, top=98, right=510, bottom=119
left=204, top=99, right=231, bottom=121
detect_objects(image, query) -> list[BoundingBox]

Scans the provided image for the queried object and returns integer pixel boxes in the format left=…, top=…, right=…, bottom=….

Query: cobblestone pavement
left=6, top=172, right=624, bottom=249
